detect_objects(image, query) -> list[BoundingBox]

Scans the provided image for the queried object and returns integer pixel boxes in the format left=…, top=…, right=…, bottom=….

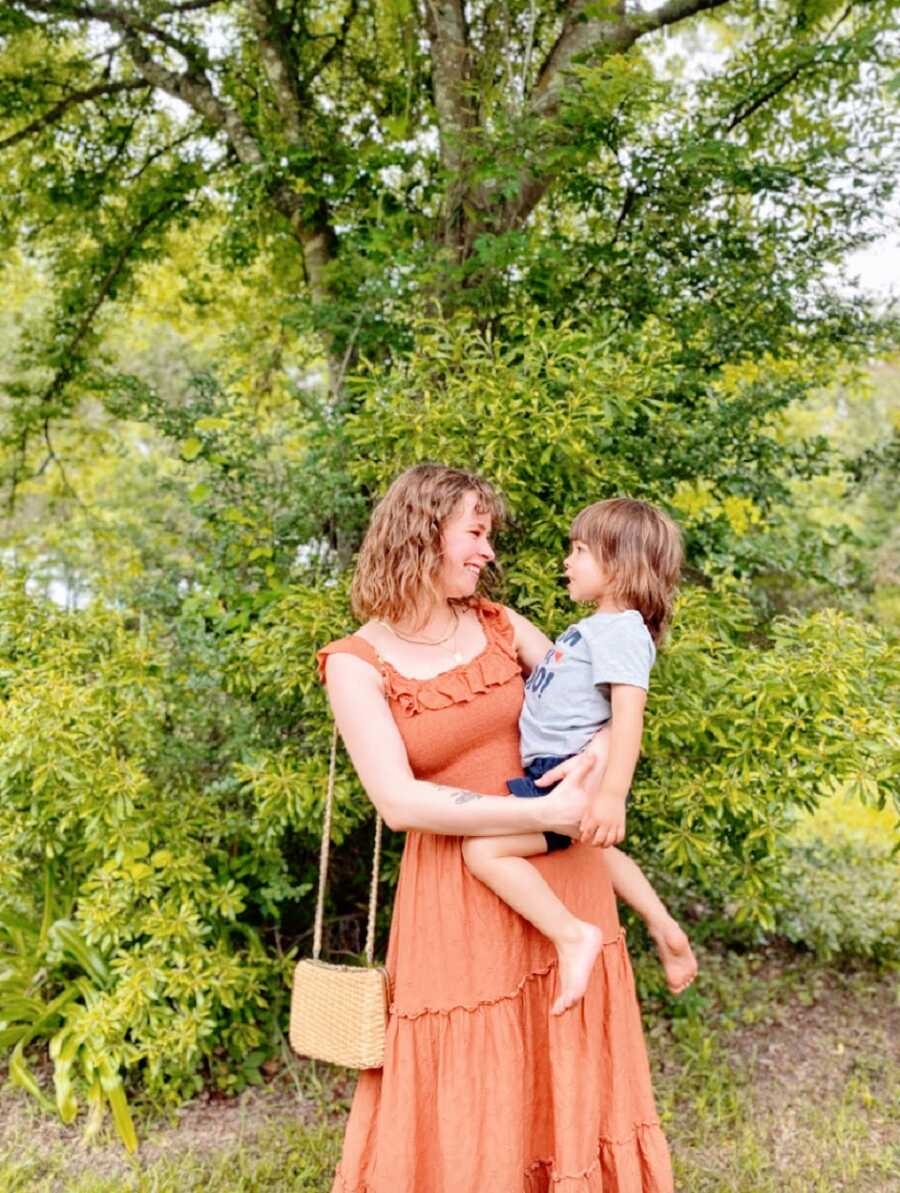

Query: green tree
left=0, top=1, right=897, bottom=434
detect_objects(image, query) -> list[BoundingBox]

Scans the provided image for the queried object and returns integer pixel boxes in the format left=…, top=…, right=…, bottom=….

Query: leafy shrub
left=0, top=900, right=138, bottom=1150
left=0, top=581, right=290, bottom=1138
left=634, top=588, right=898, bottom=930
left=777, top=836, right=900, bottom=965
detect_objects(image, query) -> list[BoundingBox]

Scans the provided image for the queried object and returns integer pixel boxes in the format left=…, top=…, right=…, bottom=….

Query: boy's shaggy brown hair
left=570, top=498, right=683, bottom=642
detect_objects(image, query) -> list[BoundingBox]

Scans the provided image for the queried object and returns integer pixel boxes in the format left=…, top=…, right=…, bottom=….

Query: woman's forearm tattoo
left=436, top=785, right=484, bottom=805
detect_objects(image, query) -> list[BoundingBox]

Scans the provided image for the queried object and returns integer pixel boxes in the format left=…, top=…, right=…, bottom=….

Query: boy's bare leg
left=570, top=731, right=696, bottom=993
left=462, top=834, right=603, bottom=1015
left=603, top=846, right=697, bottom=993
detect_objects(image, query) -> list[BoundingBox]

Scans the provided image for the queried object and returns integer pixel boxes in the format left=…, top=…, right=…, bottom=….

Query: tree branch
left=497, top=0, right=734, bottom=230
left=724, top=3, right=855, bottom=133
left=532, top=0, right=733, bottom=119
left=123, top=31, right=337, bottom=314
left=247, top=0, right=305, bottom=142
left=0, top=80, right=148, bottom=152
left=159, top=0, right=225, bottom=11
left=724, top=60, right=809, bottom=134
left=422, top=0, right=476, bottom=175
left=558, top=18, right=861, bottom=308
left=16, top=0, right=341, bottom=371
left=19, top=1, right=211, bottom=68
left=0, top=180, right=190, bottom=510
left=123, top=125, right=203, bottom=184
left=93, top=102, right=150, bottom=189
left=4, top=430, right=29, bottom=517
left=39, top=419, right=89, bottom=510
left=305, top=0, right=360, bottom=89
left=39, top=192, right=192, bottom=412
left=123, top=31, right=265, bottom=165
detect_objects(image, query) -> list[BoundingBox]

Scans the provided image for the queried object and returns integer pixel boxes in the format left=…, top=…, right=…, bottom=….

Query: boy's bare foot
left=551, top=922, right=604, bottom=1015
left=649, top=917, right=697, bottom=994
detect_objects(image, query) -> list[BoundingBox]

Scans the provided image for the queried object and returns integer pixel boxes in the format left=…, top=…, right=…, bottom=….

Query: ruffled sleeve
left=474, top=599, right=518, bottom=661
left=316, top=635, right=383, bottom=684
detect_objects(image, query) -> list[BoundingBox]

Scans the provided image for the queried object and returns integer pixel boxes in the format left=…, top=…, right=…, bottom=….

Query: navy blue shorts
left=507, top=755, right=573, bottom=853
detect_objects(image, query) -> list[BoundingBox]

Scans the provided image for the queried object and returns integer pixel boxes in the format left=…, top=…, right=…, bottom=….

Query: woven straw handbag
left=290, top=723, right=390, bottom=1069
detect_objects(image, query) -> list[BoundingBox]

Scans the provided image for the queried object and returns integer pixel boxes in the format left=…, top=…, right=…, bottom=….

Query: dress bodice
left=317, top=599, right=525, bottom=791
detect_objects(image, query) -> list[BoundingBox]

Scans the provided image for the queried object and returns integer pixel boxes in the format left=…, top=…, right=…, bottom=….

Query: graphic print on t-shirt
left=524, top=627, right=582, bottom=699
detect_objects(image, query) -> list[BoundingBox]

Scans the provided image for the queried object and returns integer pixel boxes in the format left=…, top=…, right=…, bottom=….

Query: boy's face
left=563, top=539, right=610, bottom=603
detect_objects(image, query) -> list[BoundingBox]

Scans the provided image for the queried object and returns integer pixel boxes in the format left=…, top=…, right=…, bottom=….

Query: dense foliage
left=0, top=0, right=898, bottom=1148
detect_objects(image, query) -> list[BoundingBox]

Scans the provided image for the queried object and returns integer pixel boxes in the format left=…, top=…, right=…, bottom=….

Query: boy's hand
left=579, top=792, right=626, bottom=848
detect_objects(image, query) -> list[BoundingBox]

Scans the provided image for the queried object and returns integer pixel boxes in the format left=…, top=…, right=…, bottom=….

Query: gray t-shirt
left=518, top=610, right=656, bottom=766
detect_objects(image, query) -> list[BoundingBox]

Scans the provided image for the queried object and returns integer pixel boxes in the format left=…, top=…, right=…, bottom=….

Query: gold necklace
left=379, top=610, right=463, bottom=662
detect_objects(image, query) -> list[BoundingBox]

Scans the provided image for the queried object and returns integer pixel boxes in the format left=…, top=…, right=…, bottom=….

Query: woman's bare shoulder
left=353, top=619, right=385, bottom=647
left=317, top=626, right=384, bottom=687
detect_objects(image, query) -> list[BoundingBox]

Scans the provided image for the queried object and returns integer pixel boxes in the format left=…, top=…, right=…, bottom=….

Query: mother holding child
left=318, top=464, right=698, bottom=1193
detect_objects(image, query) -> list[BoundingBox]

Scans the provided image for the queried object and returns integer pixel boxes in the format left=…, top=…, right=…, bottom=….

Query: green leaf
left=9, top=1041, right=54, bottom=1113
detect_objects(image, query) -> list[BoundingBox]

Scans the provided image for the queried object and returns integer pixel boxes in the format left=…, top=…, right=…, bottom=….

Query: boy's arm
left=579, top=684, right=647, bottom=848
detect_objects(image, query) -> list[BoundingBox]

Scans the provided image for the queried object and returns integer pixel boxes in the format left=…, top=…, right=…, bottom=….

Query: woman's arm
left=503, top=606, right=553, bottom=674
left=323, top=652, right=590, bottom=836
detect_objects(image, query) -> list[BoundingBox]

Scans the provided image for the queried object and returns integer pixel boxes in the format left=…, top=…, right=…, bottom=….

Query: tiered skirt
left=330, top=833, right=673, bottom=1193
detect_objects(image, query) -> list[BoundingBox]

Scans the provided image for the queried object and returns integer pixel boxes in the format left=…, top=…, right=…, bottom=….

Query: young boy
left=462, top=498, right=697, bottom=1014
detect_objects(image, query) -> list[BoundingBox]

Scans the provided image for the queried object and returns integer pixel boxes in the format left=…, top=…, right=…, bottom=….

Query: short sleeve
left=316, top=636, right=383, bottom=684
left=585, top=612, right=655, bottom=690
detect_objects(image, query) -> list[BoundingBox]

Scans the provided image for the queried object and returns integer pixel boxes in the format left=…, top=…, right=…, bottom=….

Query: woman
left=318, top=464, right=673, bottom=1193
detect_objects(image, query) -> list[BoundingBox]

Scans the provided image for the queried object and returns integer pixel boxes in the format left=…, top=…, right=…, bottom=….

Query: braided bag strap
left=312, top=722, right=383, bottom=964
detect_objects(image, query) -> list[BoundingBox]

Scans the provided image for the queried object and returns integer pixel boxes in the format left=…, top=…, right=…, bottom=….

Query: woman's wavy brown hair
left=570, top=498, right=683, bottom=643
left=351, top=464, right=506, bottom=626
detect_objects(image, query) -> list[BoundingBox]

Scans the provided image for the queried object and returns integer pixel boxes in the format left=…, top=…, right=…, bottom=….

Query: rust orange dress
left=317, top=600, right=673, bottom=1193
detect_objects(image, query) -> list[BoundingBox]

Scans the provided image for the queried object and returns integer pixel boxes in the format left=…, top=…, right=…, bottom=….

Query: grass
left=651, top=949, right=900, bottom=1191
left=1, top=945, right=897, bottom=1192
left=0, top=1074, right=345, bottom=1193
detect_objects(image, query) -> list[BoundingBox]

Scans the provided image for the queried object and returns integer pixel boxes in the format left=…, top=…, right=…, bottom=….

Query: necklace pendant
left=453, top=650, right=463, bottom=664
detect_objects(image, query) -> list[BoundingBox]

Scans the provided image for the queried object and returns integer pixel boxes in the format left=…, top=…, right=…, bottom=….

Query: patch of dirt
left=730, top=962, right=898, bottom=1096
left=714, top=953, right=900, bottom=1173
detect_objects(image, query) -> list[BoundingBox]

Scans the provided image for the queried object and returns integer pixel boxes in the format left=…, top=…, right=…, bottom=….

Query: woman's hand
left=532, top=753, right=596, bottom=837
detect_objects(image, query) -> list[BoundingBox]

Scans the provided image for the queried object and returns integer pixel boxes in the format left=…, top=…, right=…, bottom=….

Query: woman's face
left=438, top=491, right=495, bottom=599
